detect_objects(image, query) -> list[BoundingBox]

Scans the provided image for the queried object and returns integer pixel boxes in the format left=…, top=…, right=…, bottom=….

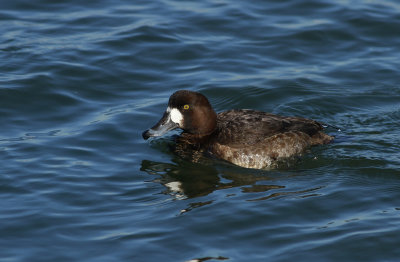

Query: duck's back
left=210, top=109, right=333, bottom=169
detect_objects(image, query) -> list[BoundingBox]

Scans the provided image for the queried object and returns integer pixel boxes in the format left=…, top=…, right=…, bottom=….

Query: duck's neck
left=186, top=107, right=217, bottom=137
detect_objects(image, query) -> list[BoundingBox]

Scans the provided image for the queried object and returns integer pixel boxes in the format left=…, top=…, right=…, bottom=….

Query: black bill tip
left=142, top=130, right=151, bottom=140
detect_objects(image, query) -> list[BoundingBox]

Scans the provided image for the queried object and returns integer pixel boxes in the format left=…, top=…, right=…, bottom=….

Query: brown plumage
left=143, top=90, right=333, bottom=169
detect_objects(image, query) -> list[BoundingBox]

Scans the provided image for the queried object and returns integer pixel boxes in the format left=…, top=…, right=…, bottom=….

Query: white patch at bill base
left=170, top=108, right=183, bottom=125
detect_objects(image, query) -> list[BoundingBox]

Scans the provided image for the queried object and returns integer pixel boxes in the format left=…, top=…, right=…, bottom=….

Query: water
left=1, top=0, right=400, bottom=261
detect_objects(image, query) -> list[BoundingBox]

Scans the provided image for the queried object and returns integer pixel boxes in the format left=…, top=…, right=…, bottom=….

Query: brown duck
left=142, top=90, right=333, bottom=169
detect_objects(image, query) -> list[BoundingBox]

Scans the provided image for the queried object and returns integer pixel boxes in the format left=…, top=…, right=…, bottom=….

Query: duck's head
left=142, top=90, right=217, bottom=140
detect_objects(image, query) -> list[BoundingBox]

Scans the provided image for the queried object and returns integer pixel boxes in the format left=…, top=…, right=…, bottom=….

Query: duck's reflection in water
left=140, top=158, right=323, bottom=208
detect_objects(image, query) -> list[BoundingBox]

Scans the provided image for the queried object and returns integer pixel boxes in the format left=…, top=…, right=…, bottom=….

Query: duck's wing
left=215, top=109, right=325, bottom=145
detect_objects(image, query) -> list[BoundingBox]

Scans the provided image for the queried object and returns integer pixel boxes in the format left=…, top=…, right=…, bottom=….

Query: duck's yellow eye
left=183, top=104, right=190, bottom=110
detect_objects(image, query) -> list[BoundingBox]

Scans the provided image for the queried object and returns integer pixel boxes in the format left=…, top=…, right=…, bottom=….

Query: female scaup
left=142, top=90, right=333, bottom=169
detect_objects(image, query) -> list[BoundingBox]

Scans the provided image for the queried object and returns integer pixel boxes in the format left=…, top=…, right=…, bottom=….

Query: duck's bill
left=142, top=111, right=179, bottom=140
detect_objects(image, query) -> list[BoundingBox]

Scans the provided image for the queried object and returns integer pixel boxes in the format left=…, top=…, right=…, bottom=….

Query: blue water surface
left=1, top=0, right=400, bottom=261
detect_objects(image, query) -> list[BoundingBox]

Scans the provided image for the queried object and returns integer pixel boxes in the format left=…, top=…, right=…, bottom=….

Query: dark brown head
left=142, top=90, right=217, bottom=139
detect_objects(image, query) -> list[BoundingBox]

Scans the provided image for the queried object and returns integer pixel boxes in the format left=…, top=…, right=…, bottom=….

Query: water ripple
left=1, top=0, right=400, bottom=261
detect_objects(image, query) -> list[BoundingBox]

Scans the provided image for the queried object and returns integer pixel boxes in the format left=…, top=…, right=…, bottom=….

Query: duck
left=142, top=90, right=333, bottom=169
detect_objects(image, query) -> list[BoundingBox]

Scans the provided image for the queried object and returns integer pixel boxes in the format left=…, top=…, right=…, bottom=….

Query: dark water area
left=1, top=0, right=400, bottom=261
